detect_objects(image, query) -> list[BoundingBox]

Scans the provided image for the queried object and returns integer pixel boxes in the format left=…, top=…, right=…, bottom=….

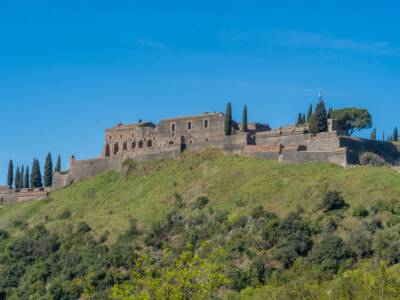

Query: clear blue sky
left=1, top=1, right=400, bottom=184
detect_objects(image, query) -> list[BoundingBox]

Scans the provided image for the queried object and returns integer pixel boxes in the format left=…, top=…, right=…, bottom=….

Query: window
left=138, top=141, right=144, bottom=148
left=204, top=120, right=209, bottom=128
left=132, top=141, right=136, bottom=149
left=120, top=135, right=123, bottom=139
left=109, top=136, right=112, bottom=140
left=171, top=123, right=176, bottom=132
left=147, top=140, right=152, bottom=147
left=123, top=142, right=128, bottom=151
left=105, top=144, right=110, bottom=157
left=187, top=122, right=192, bottom=130
left=169, top=141, right=174, bottom=145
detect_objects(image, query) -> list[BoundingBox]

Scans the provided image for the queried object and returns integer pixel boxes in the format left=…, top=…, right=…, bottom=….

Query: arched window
left=138, top=140, right=144, bottom=148
left=147, top=140, right=152, bottom=147
left=204, top=120, right=209, bottom=128
left=132, top=141, right=136, bottom=149
left=171, top=123, right=176, bottom=132
left=113, top=143, right=119, bottom=155
left=187, top=122, right=192, bottom=130
left=123, top=142, right=128, bottom=151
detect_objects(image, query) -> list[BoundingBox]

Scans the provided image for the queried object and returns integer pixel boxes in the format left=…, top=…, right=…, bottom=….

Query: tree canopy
left=331, top=108, right=372, bottom=136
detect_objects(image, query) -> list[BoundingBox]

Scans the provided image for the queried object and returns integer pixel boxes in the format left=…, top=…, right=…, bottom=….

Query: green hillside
left=1, top=150, right=400, bottom=239
left=1, top=149, right=400, bottom=299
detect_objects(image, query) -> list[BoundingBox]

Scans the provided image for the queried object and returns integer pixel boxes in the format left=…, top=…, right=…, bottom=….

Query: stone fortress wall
left=3, top=109, right=400, bottom=203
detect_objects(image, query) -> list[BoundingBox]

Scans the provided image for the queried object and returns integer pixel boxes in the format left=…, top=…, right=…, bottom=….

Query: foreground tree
left=7, top=160, right=13, bottom=188
left=54, top=155, right=61, bottom=173
left=331, top=108, right=372, bottom=136
left=44, top=153, right=53, bottom=187
left=224, top=102, right=232, bottom=135
left=242, top=105, right=248, bottom=132
left=30, top=159, right=43, bottom=188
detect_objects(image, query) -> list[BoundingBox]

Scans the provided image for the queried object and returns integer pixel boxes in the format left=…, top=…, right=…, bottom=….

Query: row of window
left=171, top=120, right=209, bottom=132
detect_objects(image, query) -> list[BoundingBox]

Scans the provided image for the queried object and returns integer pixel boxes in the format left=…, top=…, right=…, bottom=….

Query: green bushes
left=359, top=152, right=387, bottom=166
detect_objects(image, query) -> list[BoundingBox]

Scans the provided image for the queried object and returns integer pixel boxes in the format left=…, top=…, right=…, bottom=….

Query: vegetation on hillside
left=1, top=151, right=400, bottom=299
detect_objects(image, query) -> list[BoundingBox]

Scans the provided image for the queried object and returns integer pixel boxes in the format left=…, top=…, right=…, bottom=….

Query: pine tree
left=310, top=101, right=328, bottom=134
left=393, top=127, right=398, bottom=142
left=306, top=104, right=313, bottom=123
left=24, top=166, right=30, bottom=189
left=370, top=127, right=377, bottom=140
left=302, top=114, right=306, bottom=124
left=31, top=159, right=43, bottom=188
left=382, top=131, right=385, bottom=142
left=7, top=160, right=13, bottom=188
left=54, top=155, right=61, bottom=173
left=15, top=167, right=21, bottom=190
left=44, top=153, right=53, bottom=187
left=224, top=102, right=232, bottom=136
left=241, top=105, right=248, bottom=132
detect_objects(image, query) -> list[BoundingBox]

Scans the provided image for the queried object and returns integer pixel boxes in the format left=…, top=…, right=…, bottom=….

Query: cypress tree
left=296, top=113, right=303, bottom=126
left=54, top=155, right=61, bottom=173
left=310, top=100, right=328, bottom=134
left=24, top=166, right=30, bottom=189
left=393, top=127, right=398, bottom=142
left=15, top=167, right=21, bottom=190
left=242, top=105, right=248, bottom=132
left=306, top=104, right=313, bottom=123
left=370, top=127, right=377, bottom=140
left=31, top=159, right=43, bottom=188
left=382, top=131, right=385, bottom=142
left=20, top=166, right=24, bottom=189
left=7, top=160, right=13, bottom=188
left=224, top=102, right=232, bottom=136
left=302, top=114, right=306, bottom=124
left=44, top=153, right=53, bottom=187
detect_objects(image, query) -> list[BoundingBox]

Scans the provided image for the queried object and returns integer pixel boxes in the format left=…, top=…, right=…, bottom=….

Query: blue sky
left=1, top=1, right=400, bottom=184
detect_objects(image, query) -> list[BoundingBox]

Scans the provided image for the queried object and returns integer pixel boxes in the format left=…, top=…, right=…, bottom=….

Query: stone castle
left=2, top=107, right=400, bottom=204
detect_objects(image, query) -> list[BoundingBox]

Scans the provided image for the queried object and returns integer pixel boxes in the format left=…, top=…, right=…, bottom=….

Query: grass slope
left=1, top=149, right=400, bottom=241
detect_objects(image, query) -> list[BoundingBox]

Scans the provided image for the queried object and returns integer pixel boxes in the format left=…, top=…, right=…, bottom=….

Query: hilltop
left=2, top=150, right=400, bottom=299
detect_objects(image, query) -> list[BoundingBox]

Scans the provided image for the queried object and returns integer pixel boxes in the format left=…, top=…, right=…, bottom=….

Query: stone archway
left=105, top=144, right=110, bottom=157
left=113, top=143, right=119, bottom=155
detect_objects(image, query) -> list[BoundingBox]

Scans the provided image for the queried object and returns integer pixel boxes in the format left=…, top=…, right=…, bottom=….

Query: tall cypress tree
left=370, top=127, right=377, bottom=140
left=302, top=114, right=306, bottom=124
left=393, top=127, right=398, bottom=142
left=54, top=155, right=61, bottom=173
left=15, top=167, right=21, bottom=190
left=306, top=104, right=313, bottom=123
left=44, top=153, right=53, bottom=187
left=310, top=101, right=328, bottom=134
left=20, top=166, right=24, bottom=189
left=7, top=160, right=13, bottom=188
left=24, top=166, right=30, bottom=189
left=31, top=159, right=43, bottom=188
left=382, top=131, right=385, bottom=142
left=224, top=102, right=232, bottom=136
left=296, top=113, right=303, bottom=126
left=242, top=105, right=248, bottom=132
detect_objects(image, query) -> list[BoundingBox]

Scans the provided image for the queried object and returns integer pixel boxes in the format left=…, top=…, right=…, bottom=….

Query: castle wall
left=279, top=148, right=348, bottom=166
left=53, top=157, right=122, bottom=189
left=339, top=137, right=400, bottom=164
left=0, top=188, right=49, bottom=204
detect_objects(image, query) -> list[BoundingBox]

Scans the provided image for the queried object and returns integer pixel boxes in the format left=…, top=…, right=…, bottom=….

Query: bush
left=59, top=210, right=71, bottom=220
left=352, top=206, right=369, bottom=219
left=193, top=196, right=209, bottom=209
left=319, top=191, right=348, bottom=212
left=359, top=152, right=386, bottom=166
left=311, top=235, right=355, bottom=276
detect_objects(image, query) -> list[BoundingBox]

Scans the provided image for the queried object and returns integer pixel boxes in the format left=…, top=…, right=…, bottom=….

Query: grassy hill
left=1, top=149, right=400, bottom=241
left=2, top=149, right=400, bottom=299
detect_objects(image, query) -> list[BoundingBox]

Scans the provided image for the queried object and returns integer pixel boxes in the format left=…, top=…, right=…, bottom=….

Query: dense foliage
left=331, top=107, right=372, bottom=136
left=1, top=188, right=400, bottom=299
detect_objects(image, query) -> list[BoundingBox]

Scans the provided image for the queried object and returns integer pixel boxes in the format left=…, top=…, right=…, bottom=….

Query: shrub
left=311, top=235, right=355, bottom=276
left=352, top=206, right=369, bottom=219
left=59, top=210, right=71, bottom=220
left=359, top=152, right=386, bottom=166
left=319, top=191, right=348, bottom=212
left=193, top=196, right=209, bottom=209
